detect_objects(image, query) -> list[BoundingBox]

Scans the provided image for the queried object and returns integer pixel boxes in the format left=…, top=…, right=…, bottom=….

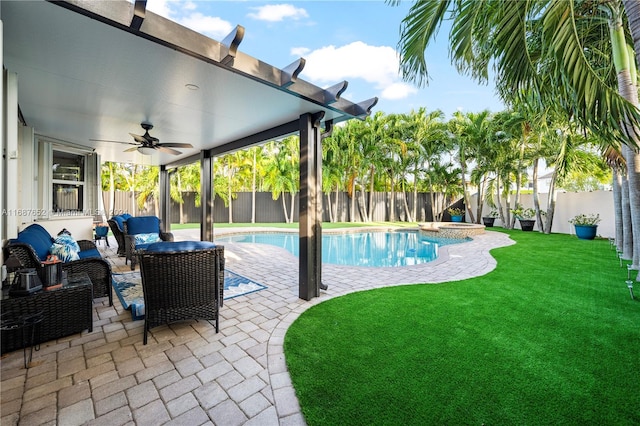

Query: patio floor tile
left=0, top=227, right=513, bottom=425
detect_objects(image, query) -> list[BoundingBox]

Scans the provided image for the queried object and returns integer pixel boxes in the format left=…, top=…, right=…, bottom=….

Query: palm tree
left=393, top=0, right=640, bottom=270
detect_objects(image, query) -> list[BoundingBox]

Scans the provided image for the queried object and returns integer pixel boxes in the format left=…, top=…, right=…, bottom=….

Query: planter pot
left=482, top=217, right=496, bottom=227
left=451, top=215, right=463, bottom=223
left=574, top=224, right=598, bottom=240
left=518, top=219, right=536, bottom=231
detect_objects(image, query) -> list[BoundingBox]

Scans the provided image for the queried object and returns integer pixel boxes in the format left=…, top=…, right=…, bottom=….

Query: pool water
left=215, top=231, right=469, bottom=267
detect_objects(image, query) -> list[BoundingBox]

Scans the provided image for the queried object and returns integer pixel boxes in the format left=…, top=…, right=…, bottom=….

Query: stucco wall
left=472, top=190, right=614, bottom=238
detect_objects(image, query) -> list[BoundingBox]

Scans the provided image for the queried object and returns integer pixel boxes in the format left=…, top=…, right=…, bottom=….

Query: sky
left=144, top=0, right=505, bottom=118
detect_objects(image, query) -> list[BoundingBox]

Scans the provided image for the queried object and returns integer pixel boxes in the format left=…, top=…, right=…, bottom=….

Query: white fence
left=471, top=190, right=615, bottom=238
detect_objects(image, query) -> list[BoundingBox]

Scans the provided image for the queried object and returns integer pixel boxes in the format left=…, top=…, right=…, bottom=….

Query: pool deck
left=1, top=227, right=514, bottom=426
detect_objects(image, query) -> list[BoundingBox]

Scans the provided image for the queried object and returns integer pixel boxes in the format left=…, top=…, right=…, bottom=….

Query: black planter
left=518, top=219, right=536, bottom=231
left=482, top=217, right=496, bottom=227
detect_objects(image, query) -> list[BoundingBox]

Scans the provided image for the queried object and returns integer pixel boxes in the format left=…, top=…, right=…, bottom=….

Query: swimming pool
left=215, top=231, right=469, bottom=267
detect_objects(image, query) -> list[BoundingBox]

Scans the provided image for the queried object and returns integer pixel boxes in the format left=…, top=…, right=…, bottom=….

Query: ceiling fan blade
left=90, top=138, right=138, bottom=146
left=123, top=146, right=139, bottom=152
left=157, top=143, right=193, bottom=148
left=129, top=133, right=147, bottom=144
left=156, top=146, right=182, bottom=155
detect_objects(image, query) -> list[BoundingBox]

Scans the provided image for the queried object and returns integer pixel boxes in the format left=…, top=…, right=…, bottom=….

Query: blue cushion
left=78, top=248, right=101, bottom=259
left=111, top=215, right=128, bottom=232
left=126, top=216, right=160, bottom=235
left=24, top=224, right=54, bottom=243
left=145, top=241, right=217, bottom=252
left=16, top=228, right=53, bottom=261
left=95, top=226, right=109, bottom=237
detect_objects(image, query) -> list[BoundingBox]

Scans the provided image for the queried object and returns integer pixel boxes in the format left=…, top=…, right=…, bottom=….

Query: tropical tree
left=393, top=0, right=640, bottom=271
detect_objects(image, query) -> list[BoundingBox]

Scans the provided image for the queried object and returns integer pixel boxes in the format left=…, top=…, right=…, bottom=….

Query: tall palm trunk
left=621, top=174, right=634, bottom=259
left=613, top=168, right=624, bottom=251
left=459, top=157, right=476, bottom=223
left=368, top=166, right=375, bottom=222
left=545, top=169, right=559, bottom=234
left=412, top=166, right=419, bottom=221
left=389, top=175, right=396, bottom=222
left=611, top=15, right=640, bottom=271
left=289, top=191, right=295, bottom=224
left=281, top=195, right=290, bottom=224
left=532, top=158, right=545, bottom=232
left=402, top=181, right=413, bottom=222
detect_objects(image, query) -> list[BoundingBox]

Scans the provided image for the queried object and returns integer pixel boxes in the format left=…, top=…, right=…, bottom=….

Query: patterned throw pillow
left=49, top=234, right=81, bottom=262
left=134, top=233, right=161, bottom=245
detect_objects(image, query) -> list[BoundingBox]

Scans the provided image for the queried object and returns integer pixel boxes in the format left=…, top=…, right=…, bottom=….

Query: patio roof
left=2, top=0, right=377, bottom=165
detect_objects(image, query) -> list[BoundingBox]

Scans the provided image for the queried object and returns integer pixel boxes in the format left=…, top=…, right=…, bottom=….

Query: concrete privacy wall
left=471, top=190, right=615, bottom=238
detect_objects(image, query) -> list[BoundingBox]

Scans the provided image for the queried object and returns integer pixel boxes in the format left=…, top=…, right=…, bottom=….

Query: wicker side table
left=1, top=272, right=93, bottom=355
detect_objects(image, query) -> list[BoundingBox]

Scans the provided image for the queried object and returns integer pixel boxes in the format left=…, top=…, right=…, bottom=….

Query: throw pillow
left=134, top=232, right=161, bottom=245
left=49, top=233, right=81, bottom=262
left=49, top=242, right=80, bottom=262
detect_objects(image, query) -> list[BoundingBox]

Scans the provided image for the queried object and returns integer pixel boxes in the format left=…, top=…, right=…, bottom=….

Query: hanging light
left=137, top=146, right=155, bottom=155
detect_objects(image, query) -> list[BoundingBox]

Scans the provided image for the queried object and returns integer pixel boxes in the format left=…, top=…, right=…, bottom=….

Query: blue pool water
left=216, top=231, right=469, bottom=267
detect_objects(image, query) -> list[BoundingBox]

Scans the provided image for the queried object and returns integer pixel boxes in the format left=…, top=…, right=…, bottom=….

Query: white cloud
left=381, top=82, right=418, bottom=100
left=299, top=41, right=416, bottom=100
left=177, top=13, right=234, bottom=39
left=291, top=47, right=311, bottom=57
left=248, top=4, right=309, bottom=22
left=145, top=0, right=233, bottom=39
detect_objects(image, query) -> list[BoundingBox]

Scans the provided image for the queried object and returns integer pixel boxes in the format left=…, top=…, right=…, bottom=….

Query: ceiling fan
left=91, top=122, right=193, bottom=155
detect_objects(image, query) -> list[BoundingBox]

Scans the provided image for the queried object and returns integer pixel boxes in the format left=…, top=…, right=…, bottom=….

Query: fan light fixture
left=137, top=146, right=156, bottom=155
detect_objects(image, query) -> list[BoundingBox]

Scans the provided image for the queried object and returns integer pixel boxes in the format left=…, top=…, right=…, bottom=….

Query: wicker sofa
left=137, top=241, right=224, bottom=345
left=5, top=223, right=113, bottom=306
left=123, top=216, right=174, bottom=270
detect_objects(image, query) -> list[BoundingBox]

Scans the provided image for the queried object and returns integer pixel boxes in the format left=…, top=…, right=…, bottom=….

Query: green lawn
left=284, top=230, right=640, bottom=425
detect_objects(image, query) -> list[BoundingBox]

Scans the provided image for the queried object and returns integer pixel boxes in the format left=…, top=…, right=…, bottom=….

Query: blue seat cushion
left=111, top=213, right=132, bottom=232
left=15, top=228, right=53, bottom=261
left=78, top=248, right=101, bottom=259
left=126, top=216, right=160, bottom=235
left=145, top=241, right=217, bottom=252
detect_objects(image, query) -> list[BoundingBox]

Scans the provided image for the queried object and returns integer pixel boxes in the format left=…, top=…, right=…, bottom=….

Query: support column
left=299, top=112, right=324, bottom=300
left=200, top=151, right=214, bottom=242
left=159, top=165, right=171, bottom=231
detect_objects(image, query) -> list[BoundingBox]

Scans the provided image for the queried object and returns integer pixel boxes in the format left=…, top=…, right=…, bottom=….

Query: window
left=52, top=150, right=85, bottom=212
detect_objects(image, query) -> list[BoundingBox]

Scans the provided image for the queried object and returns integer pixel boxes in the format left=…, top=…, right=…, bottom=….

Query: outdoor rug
left=112, top=269, right=268, bottom=320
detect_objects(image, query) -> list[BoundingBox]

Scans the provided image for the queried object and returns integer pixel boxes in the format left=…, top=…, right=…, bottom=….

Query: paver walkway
left=1, top=227, right=514, bottom=425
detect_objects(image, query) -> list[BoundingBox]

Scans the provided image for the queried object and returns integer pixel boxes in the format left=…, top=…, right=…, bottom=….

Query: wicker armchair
left=107, top=214, right=132, bottom=257
left=6, top=237, right=113, bottom=306
left=137, top=241, right=224, bottom=345
left=123, top=216, right=174, bottom=270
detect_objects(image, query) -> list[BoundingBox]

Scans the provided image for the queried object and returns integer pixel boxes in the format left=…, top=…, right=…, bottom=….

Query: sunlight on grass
left=284, top=230, right=640, bottom=425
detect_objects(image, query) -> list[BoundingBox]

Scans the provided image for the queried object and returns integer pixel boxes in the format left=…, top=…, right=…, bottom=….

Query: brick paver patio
left=0, top=227, right=514, bottom=425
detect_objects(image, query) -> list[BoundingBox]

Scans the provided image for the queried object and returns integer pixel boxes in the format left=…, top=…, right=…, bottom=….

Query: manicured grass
left=284, top=230, right=640, bottom=425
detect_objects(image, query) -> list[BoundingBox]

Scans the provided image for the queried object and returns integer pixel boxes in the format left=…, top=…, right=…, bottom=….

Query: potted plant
left=511, top=206, right=536, bottom=231
left=447, top=207, right=464, bottom=222
left=569, top=213, right=601, bottom=240
left=482, top=210, right=499, bottom=227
